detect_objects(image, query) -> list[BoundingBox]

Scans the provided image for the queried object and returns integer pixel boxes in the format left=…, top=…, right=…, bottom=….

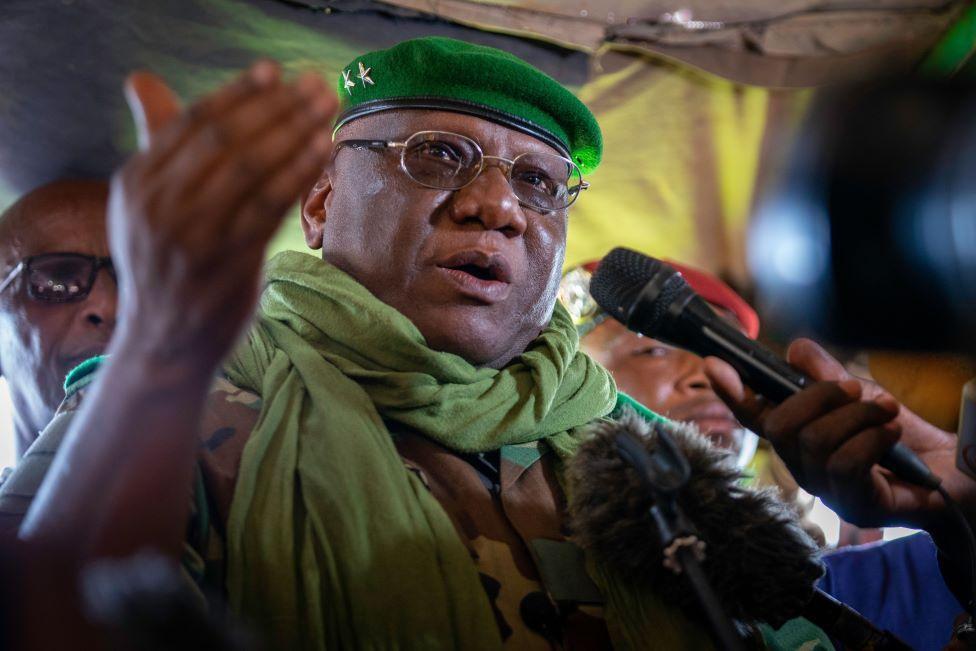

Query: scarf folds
left=223, top=251, right=616, bottom=649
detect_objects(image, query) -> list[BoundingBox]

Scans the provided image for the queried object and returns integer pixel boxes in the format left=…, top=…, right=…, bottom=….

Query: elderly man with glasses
left=14, top=37, right=957, bottom=650
left=0, top=179, right=115, bottom=458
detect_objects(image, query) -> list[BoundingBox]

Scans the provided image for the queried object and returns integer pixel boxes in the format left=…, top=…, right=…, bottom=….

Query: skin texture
left=302, top=110, right=568, bottom=369
left=0, top=180, right=114, bottom=455
left=581, top=318, right=742, bottom=451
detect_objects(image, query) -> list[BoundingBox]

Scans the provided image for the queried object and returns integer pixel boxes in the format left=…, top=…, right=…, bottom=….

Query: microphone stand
left=615, top=430, right=746, bottom=651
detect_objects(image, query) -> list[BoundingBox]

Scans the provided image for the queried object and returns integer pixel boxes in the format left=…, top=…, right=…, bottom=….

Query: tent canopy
left=1, top=0, right=972, bottom=282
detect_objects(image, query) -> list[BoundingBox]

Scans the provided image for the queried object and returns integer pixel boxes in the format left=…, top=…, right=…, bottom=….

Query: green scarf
left=222, top=251, right=828, bottom=651
left=223, top=251, right=616, bottom=649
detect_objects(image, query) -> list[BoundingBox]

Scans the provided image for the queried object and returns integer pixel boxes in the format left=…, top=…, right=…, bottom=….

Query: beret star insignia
left=357, top=61, right=374, bottom=87
left=342, top=69, right=356, bottom=95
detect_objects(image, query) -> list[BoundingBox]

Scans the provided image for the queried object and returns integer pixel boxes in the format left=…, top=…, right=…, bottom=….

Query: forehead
left=0, top=186, right=108, bottom=262
left=338, top=109, right=565, bottom=159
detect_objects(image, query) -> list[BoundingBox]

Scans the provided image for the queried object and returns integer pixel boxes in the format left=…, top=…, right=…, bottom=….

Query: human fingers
left=159, top=72, right=329, bottom=210
left=141, top=60, right=282, bottom=170
left=790, top=397, right=900, bottom=486
left=786, top=338, right=851, bottom=383
left=821, top=424, right=902, bottom=524
left=226, top=128, right=333, bottom=247
left=750, top=380, right=859, bottom=471
left=704, top=356, right=772, bottom=432
left=760, top=379, right=862, bottom=443
left=124, top=72, right=183, bottom=150
left=182, top=80, right=336, bottom=244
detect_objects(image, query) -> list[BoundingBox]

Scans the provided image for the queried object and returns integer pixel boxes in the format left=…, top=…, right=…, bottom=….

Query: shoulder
left=822, top=532, right=939, bottom=573
left=0, top=407, right=77, bottom=523
left=0, top=361, right=262, bottom=526
left=199, top=376, right=262, bottom=452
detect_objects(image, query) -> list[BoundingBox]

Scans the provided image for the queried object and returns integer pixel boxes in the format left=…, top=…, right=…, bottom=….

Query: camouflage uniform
left=0, top=370, right=612, bottom=649
left=1, top=364, right=837, bottom=650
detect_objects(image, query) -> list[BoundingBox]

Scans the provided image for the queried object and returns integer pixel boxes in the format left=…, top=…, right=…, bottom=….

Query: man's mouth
left=436, top=250, right=513, bottom=303
left=670, top=400, right=740, bottom=435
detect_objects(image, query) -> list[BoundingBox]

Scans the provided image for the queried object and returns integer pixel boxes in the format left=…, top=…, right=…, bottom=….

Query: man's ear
left=301, top=170, right=333, bottom=250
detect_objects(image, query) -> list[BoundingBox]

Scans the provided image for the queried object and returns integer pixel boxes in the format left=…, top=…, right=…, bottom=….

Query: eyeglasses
left=333, top=130, right=589, bottom=213
left=0, top=253, right=115, bottom=303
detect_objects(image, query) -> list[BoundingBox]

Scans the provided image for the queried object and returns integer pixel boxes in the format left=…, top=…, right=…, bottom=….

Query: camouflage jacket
left=0, top=365, right=831, bottom=650
left=0, top=369, right=615, bottom=648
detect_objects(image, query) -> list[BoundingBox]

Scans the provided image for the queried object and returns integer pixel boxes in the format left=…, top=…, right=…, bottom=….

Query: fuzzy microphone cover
left=565, top=409, right=824, bottom=629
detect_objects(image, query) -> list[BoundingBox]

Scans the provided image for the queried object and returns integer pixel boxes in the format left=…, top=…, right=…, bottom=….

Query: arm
left=19, top=62, right=337, bottom=560
left=20, top=350, right=212, bottom=558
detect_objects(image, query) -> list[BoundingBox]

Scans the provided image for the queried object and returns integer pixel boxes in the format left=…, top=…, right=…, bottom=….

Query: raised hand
left=110, top=61, right=337, bottom=371
left=20, top=63, right=338, bottom=557
left=705, top=338, right=965, bottom=530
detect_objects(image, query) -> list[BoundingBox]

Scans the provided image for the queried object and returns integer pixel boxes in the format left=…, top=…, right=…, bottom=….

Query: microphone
left=589, top=247, right=940, bottom=490
left=566, top=412, right=912, bottom=650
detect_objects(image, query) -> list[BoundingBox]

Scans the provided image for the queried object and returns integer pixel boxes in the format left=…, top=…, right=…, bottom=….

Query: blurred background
left=1, top=0, right=975, bottom=547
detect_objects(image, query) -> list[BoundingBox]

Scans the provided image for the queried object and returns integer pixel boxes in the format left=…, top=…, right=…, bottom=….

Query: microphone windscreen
left=565, top=410, right=824, bottom=628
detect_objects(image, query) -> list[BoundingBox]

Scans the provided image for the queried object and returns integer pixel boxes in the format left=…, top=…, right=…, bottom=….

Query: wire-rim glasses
left=333, top=130, right=589, bottom=213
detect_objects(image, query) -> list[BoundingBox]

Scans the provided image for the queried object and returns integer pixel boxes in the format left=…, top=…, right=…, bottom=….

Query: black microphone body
left=805, top=589, right=913, bottom=651
left=590, top=247, right=940, bottom=490
left=626, top=271, right=809, bottom=403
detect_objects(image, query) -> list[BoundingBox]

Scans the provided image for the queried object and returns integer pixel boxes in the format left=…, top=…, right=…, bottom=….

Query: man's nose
left=80, top=268, right=118, bottom=328
left=676, top=353, right=712, bottom=393
left=448, top=166, right=528, bottom=237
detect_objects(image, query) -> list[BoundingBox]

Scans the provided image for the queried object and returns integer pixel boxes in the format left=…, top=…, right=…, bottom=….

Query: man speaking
left=11, top=38, right=857, bottom=649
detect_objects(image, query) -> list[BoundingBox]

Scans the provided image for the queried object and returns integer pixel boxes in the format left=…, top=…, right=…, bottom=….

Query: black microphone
left=589, top=247, right=940, bottom=490
left=566, top=413, right=912, bottom=650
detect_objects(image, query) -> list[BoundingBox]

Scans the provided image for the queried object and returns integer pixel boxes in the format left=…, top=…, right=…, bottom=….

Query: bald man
left=0, top=180, right=115, bottom=456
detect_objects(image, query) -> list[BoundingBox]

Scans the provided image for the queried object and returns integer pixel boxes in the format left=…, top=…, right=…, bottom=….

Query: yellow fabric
left=565, top=53, right=806, bottom=279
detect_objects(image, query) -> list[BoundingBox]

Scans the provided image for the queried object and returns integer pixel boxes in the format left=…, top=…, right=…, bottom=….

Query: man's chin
left=427, top=331, right=520, bottom=369
left=705, top=431, right=738, bottom=451
left=418, top=312, right=530, bottom=369
left=693, top=419, right=740, bottom=450
left=59, top=348, right=108, bottom=379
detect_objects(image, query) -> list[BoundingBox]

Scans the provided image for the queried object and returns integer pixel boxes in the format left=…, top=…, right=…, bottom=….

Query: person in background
left=560, top=259, right=759, bottom=465
left=0, top=180, right=115, bottom=458
left=559, top=258, right=822, bottom=545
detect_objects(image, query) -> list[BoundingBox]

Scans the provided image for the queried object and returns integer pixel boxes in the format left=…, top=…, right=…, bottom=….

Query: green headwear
left=334, top=36, right=603, bottom=174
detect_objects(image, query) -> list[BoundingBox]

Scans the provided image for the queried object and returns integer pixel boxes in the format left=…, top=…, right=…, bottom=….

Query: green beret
left=334, top=37, right=602, bottom=174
